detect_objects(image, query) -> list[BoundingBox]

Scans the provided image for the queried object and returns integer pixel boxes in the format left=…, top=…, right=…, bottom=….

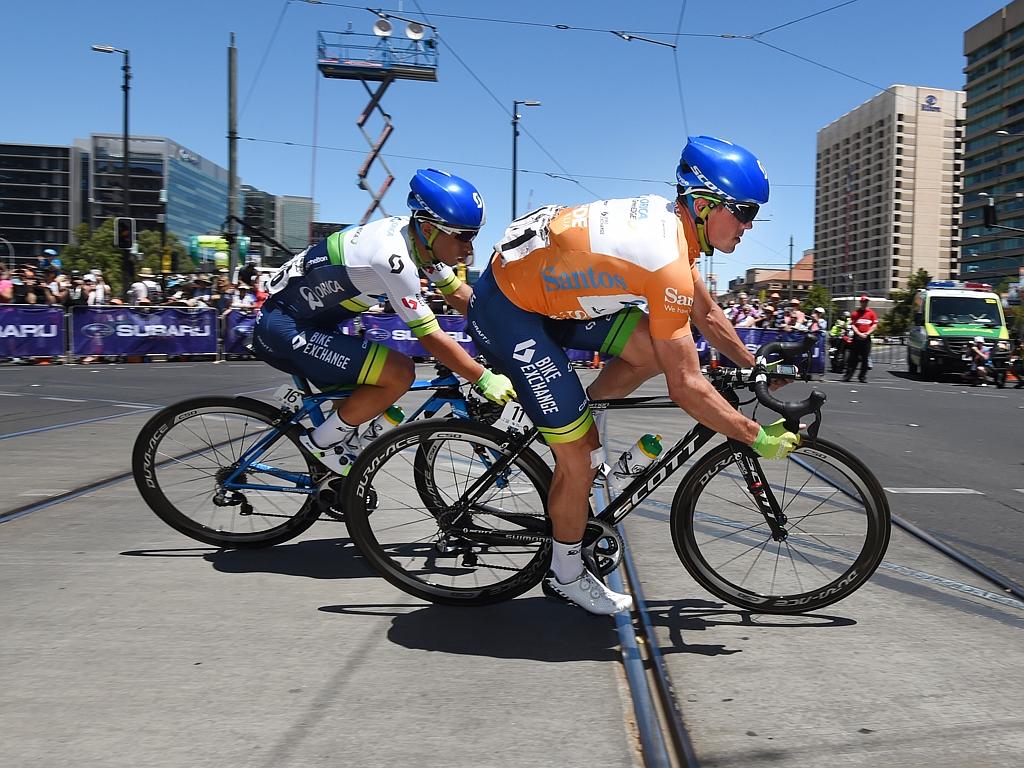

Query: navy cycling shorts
left=252, top=305, right=390, bottom=390
left=467, top=267, right=642, bottom=445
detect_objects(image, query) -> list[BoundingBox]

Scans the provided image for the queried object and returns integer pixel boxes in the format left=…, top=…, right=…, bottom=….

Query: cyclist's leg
left=468, top=271, right=630, bottom=613
left=254, top=306, right=414, bottom=441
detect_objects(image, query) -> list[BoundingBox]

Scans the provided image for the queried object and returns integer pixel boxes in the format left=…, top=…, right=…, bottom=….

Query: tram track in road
left=601, top=488, right=1024, bottom=768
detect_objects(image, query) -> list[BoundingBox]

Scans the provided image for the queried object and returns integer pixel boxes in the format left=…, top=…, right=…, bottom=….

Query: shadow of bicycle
left=122, top=533, right=376, bottom=581
left=321, top=596, right=621, bottom=662
left=643, top=598, right=857, bottom=657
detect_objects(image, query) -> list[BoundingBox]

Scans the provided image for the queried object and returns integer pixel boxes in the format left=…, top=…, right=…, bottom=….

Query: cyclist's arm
left=689, top=267, right=756, bottom=367
left=442, top=282, right=472, bottom=316
left=418, top=329, right=485, bottom=383
left=652, top=333, right=760, bottom=445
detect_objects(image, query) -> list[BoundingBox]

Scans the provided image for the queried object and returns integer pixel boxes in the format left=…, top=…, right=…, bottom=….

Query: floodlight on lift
left=405, top=22, right=425, bottom=40
left=373, top=18, right=393, bottom=37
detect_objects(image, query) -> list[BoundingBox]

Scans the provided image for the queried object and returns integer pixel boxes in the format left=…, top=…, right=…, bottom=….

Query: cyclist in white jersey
left=253, top=169, right=515, bottom=473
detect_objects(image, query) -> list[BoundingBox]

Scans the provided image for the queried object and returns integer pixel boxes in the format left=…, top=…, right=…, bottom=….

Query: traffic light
left=983, top=200, right=998, bottom=228
left=115, top=217, right=136, bottom=250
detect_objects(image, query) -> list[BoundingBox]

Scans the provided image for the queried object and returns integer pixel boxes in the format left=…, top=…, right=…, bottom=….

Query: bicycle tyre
left=670, top=437, right=890, bottom=614
left=343, top=419, right=552, bottom=605
left=132, top=396, right=322, bottom=548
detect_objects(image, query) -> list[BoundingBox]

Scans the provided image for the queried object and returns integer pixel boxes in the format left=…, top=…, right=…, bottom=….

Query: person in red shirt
left=843, top=294, right=878, bottom=383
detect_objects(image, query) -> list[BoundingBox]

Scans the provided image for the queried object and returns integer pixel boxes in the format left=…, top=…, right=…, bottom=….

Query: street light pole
left=511, top=100, right=540, bottom=220
left=92, top=44, right=134, bottom=285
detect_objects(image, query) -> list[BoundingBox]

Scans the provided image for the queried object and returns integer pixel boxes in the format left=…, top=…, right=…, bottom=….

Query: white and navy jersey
left=264, top=216, right=457, bottom=336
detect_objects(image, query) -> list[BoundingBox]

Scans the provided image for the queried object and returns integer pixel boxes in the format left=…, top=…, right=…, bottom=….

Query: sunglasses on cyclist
left=430, top=222, right=479, bottom=242
left=721, top=200, right=760, bottom=224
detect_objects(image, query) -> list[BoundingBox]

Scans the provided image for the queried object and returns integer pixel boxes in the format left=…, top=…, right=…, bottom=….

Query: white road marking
left=18, top=489, right=71, bottom=497
left=880, top=386, right=911, bottom=391
left=884, top=487, right=983, bottom=495
left=112, top=404, right=152, bottom=409
left=0, top=392, right=22, bottom=397
left=41, top=397, right=87, bottom=403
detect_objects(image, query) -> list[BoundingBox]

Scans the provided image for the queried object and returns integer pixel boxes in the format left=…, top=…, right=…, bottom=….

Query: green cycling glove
left=474, top=369, right=516, bottom=405
left=751, top=419, right=800, bottom=460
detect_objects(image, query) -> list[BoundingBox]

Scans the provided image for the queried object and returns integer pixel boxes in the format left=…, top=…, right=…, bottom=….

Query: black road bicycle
left=341, top=336, right=891, bottom=614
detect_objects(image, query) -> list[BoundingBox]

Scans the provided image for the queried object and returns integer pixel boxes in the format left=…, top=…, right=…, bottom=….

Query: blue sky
left=1, top=1, right=1007, bottom=284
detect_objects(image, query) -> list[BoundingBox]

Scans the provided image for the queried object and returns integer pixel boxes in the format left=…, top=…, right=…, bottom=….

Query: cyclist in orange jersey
left=467, top=136, right=800, bottom=614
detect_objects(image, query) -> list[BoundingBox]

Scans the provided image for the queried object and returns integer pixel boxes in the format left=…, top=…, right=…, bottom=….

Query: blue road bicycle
left=131, top=364, right=500, bottom=549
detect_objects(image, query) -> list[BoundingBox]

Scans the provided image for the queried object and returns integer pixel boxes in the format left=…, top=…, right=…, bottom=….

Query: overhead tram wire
left=299, top=1, right=721, bottom=39
left=673, top=1, right=690, bottom=138
left=240, top=0, right=294, bottom=119
left=240, top=133, right=816, bottom=190
left=408, top=0, right=599, bottom=199
left=751, top=0, right=863, bottom=37
left=238, top=135, right=660, bottom=184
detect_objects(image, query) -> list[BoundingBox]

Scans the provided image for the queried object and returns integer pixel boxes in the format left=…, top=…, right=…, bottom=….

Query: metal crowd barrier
left=0, top=304, right=826, bottom=371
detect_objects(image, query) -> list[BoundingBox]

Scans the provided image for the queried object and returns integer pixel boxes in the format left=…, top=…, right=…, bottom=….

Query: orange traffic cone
left=591, top=351, right=602, bottom=369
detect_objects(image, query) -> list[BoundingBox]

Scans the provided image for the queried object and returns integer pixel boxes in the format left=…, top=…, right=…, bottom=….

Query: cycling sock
left=312, top=413, right=359, bottom=449
left=551, top=538, right=585, bottom=583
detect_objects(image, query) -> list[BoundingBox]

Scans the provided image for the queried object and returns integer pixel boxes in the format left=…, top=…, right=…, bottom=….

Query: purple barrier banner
left=71, top=306, right=217, bottom=356
left=223, top=309, right=258, bottom=355
left=359, top=313, right=478, bottom=357
left=356, top=313, right=597, bottom=362
left=0, top=305, right=66, bottom=358
left=695, top=329, right=826, bottom=374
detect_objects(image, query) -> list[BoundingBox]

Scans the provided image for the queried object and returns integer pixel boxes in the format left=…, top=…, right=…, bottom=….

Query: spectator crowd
left=720, top=291, right=826, bottom=333
left=0, top=259, right=270, bottom=314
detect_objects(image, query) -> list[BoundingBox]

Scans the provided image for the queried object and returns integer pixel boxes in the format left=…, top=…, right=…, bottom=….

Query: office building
left=0, top=142, right=85, bottom=262
left=242, top=184, right=278, bottom=262
left=961, top=1, right=1024, bottom=284
left=276, top=195, right=316, bottom=253
left=310, top=221, right=350, bottom=243
left=78, top=134, right=230, bottom=245
left=814, top=85, right=964, bottom=297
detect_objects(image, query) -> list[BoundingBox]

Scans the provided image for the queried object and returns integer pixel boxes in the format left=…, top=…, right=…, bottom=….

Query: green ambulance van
left=907, top=280, right=1010, bottom=379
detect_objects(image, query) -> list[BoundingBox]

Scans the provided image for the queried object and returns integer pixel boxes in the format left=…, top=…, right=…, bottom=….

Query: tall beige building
left=814, top=85, right=964, bottom=297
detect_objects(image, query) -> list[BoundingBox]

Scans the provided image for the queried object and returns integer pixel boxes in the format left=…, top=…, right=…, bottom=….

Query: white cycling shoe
left=298, top=433, right=358, bottom=476
left=543, top=569, right=633, bottom=615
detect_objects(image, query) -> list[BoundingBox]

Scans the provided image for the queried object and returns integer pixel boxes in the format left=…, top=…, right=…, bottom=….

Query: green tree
left=136, top=228, right=187, bottom=275
left=881, top=268, right=931, bottom=335
left=59, top=220, right=125, bottom=293
left=803, top=284, right=833, bottom=317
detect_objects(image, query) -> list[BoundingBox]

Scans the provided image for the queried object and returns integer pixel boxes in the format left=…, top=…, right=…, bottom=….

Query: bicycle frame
left=444, top=389, right=787, bottom=543
left=219, top=370, right=475, bottom=495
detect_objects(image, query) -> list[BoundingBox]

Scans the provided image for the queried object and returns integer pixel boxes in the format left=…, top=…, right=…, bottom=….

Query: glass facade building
left=0, top=143, right=84, bottom=262
left=78, top=134, right=229, bottom=247
left=962, top=1, right=1024, bottom=284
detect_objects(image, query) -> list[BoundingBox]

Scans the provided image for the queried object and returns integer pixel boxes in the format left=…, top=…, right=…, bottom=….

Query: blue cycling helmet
left=407, top=168, right=486, bottom=230
left=675, top=136, right=769, bottom=204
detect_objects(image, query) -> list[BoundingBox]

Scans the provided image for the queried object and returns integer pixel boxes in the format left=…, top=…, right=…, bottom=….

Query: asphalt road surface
left=2, top=358, right=1022, bottom=767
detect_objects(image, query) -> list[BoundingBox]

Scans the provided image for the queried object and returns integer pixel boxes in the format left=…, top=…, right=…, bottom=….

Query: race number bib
left=495, top=205, right=563, bottom=264
left=266, top=251, right=306, bottom=296
left=494, top=400, right=533, bottom=433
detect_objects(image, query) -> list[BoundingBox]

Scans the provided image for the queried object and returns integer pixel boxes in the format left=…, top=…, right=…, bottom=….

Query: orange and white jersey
left=491, top=195, right=701, bottom=340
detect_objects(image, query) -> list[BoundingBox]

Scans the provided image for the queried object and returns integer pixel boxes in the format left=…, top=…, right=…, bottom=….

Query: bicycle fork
left=728, top=441, right=789, bottom=541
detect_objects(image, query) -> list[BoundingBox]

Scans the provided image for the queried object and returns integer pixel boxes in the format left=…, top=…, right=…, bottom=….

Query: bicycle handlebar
left=752, top=332, right=827, bottom=434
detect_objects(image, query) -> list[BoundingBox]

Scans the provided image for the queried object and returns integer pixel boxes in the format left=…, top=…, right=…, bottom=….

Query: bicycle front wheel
left=343, top=420, right=552, bottom=605
left=671, top=438, right=890, bottom=614
left=132, top=396, right=322, bottom=548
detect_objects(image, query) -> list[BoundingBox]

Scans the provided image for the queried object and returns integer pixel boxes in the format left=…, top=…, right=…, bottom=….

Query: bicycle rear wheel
left=132, top=396, right=322, bottom=548
left=343, top=420, right=552, bottom=605
left=671, top=438, right=890, bottom=614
